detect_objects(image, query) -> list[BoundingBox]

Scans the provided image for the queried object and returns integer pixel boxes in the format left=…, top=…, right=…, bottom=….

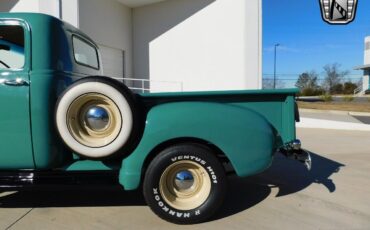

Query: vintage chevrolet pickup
left=0, top=13, right=310, bottom=224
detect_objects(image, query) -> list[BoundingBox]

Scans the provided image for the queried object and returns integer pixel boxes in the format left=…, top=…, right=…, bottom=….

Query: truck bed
left=139, top=88, right=299, bottom=144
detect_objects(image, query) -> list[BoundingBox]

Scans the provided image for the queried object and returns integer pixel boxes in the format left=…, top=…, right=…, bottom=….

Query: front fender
left=119, top=102, right=276, bottom=190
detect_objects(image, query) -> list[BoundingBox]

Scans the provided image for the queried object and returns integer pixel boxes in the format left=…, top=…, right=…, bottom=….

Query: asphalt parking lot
left=1, top=128, right=370, bottom=230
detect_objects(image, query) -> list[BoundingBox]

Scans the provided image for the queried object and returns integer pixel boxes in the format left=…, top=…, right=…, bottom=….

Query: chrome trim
left=85, top=106, right=110, bottom=131
left=291, top=139, right=302, bottom=151
left=280, top=139, right=312, bottom=170
left=0, top=78, right=29, bottom=86
left=174, top=170, right=195, bottom=191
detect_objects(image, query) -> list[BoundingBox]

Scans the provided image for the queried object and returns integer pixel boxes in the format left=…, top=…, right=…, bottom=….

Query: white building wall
left=133, top=0, right=262, bottom=92
left=363, top=37, right=370, bottom=92
left=39, top=0, right=60, bottom=18
left=0, top=0, right=77, bottom=30
left=364, top=74, right=369, bottom=91
left=78, top=0, right=133, bottom=78
left=365, top=36, right=370, bottom=65
left=1, top=0, right=262, bottom=92
left=61, top=0, right=79, bottom=28
left=0, top=0, right=60, bottom=17
left=0, top=0, right=39, bottom=13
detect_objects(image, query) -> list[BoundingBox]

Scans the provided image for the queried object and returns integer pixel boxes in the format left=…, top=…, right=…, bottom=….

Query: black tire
left=143, top=144, right=227, bottom=224
left=55, top=76, right=142, bottom=159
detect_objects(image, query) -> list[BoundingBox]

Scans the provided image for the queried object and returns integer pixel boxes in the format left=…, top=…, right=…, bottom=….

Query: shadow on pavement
left=0, top=151, right=344, bottom=222
left=0, top=188, right=146, bottom=208
left=258, top=151, right=344, bottom=197
left=213, top=151, right=344, bottom=220
left=353, top=116, right=370, bottom=125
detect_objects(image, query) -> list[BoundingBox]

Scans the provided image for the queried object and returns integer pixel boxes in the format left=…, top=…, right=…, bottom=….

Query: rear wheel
left=55, top=77, right=141, bottom=159
left=143, top=144, right=227, bottom=224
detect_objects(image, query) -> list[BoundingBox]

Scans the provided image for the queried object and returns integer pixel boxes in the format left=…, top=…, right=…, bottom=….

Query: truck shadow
left=0, top=151, right=344, bottom=222
left=0, top=187, right=146, bottom=208
left=213, top=151, right=345, bottom=221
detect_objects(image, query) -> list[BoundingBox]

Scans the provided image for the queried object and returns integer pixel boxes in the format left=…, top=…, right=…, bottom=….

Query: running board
left=0, top=170, right=120, bottom=191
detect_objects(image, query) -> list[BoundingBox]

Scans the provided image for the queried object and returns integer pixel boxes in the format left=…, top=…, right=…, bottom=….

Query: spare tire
left=55, top=77, right=140, bottom=159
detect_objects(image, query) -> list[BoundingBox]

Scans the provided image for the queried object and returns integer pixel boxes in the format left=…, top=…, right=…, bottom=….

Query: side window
left=72, top=36, right=99, bottom=69
left=0, top=25, right=25, bottom=70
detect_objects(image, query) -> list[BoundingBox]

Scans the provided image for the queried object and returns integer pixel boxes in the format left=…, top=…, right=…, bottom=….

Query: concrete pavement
left=298, top=109, right=370, bottom=130
left=300, top=110, right=367, bottom=124
left=297, top=118, right=370, bottom=131
left=1, top=128, right=370, bottom=229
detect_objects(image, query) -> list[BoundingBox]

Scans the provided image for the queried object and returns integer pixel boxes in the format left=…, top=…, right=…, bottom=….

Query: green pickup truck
left=0, top=13, right=310, bottom=224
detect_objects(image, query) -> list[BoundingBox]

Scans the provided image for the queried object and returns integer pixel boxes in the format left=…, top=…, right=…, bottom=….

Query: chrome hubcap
left=174, top=170, right=194, bottom=191
left=85, top=106, right=110, bottom=131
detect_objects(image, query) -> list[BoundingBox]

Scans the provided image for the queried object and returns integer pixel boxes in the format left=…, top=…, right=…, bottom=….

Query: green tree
left=295, top=71, right=319, bottom=90
left=263, top=79, right=285, bottom=89
left=295, top=71, right=322, bottom=96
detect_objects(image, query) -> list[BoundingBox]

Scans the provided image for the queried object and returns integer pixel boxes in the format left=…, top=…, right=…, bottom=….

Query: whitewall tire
left=55, top=77, right=139, bottom=159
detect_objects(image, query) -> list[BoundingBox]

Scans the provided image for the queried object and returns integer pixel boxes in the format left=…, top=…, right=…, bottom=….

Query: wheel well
left=141, top=137, right=234, bottom=176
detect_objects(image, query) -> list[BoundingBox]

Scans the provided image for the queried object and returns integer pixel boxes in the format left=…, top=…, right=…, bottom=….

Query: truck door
left=0, top=21, right=34, bottom=169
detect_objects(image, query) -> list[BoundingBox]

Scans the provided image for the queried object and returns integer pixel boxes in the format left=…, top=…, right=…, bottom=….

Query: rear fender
left=119, top=102, right=276, bottom=190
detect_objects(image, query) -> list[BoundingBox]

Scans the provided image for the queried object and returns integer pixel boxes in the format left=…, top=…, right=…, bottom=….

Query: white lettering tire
left=143, top=144, right=227, bottom=224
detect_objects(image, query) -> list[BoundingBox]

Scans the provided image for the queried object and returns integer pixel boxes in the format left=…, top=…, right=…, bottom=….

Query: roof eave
left=354, top=64, right=370, bottom=70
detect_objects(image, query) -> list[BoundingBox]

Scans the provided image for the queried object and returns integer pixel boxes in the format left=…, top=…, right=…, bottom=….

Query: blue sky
left=263, top=0, right=370, bottom=81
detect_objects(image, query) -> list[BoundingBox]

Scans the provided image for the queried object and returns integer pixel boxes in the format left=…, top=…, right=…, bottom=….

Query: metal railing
left=262, top=74, right=362, bottom=90
left=354, top=85, right=363, bottom=95
left=123, top=78, right=151, bottom=93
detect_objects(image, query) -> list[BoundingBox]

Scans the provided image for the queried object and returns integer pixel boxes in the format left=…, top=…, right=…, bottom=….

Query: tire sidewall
left=144, top=145, right=226, bottom=224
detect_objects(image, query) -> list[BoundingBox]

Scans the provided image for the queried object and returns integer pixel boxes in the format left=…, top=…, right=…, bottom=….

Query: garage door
left=99, top=45, right=124, bottom=80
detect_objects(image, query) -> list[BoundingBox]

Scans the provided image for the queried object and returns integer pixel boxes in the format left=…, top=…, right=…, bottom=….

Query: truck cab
left=0, top=13, right=102, bottom=169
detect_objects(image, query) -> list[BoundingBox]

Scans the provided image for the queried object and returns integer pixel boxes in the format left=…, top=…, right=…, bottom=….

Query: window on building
left=73, top=36, right=99, bottom=69
left=0, top=25, right=25, bottom=69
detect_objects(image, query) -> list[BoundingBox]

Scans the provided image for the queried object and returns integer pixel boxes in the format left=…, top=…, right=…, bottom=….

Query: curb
left=349, top=111, right=370, bottom=117
left=299, top=108, right=370, bottom=117
left=297, top=118, right=370, bottom=131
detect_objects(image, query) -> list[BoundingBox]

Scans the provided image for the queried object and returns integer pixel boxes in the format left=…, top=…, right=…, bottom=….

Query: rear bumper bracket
left=280, top=139, right=312, bottom=170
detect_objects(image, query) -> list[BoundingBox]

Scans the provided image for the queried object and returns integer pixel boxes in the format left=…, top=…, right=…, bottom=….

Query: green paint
left=0, top=19, right=33, bottom=169
left=0, top=68, right=34, bottom=169
left=65, top=160, right=120, bottom=171
left=0, top=13, right=101, bottom=169
left=120, top=99, right=295, bottom=190
left=0, top=13, right=299, bottom=191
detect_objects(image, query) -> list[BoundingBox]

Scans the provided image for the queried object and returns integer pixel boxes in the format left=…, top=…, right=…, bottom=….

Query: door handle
left=0, top=78, right=29, bottom=86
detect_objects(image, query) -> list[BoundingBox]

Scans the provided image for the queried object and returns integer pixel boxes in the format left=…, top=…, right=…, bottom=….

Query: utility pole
left=274, top=43, right=280, bottom=89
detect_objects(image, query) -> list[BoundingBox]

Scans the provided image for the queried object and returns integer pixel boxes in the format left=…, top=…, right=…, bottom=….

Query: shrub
left=315, top=88, right=326, bottom=96
left=342, top=95, right=354, bottom=102
left=331, top=83, right=343, bottom=94
left=300, top=88, right=316, bottom=96
left=320, top=94, right=333, bottom=102
left=299, top=87, right=326, bottom=96
left=343, top=82, right=358, bottom=95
